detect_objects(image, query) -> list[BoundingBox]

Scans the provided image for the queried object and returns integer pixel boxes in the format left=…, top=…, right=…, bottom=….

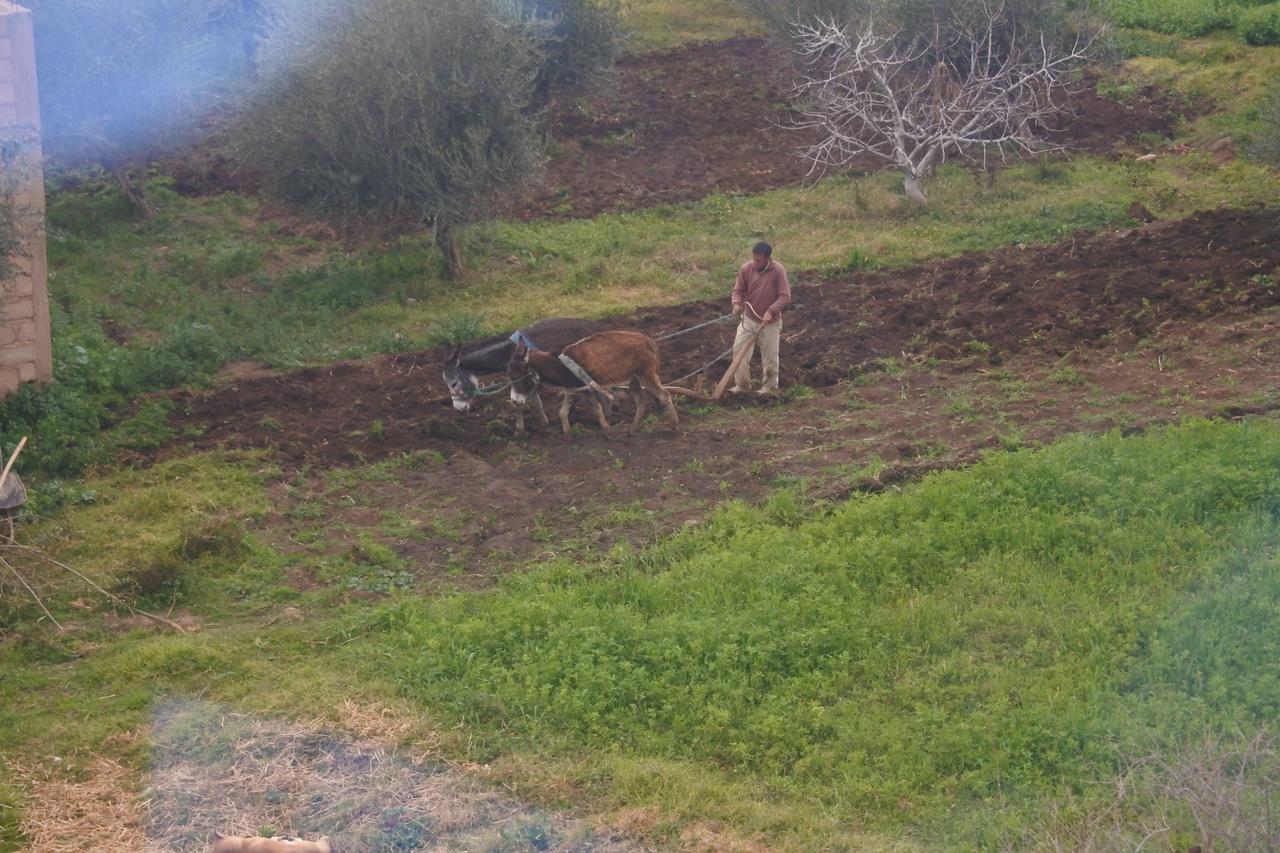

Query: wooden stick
left=0, top=436, right=27, bottom=495
left=713, top=328, right=761, bottom=401
left=2, top=542, right=188, bottom=633
left=1, top=554, right=61, bottom=630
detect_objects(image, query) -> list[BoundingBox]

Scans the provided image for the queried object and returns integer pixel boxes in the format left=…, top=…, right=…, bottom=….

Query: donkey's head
left=442, top=344, right=479, bottom=412
left=507, top=341, right=539, bottom=406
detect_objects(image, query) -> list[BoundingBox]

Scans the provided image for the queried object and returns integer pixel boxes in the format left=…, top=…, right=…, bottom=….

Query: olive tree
left=235, top=0, right=546, bottom=278
left=499, top=0, right=626, bottom=105
left=26, top=0, right=218, bottom=217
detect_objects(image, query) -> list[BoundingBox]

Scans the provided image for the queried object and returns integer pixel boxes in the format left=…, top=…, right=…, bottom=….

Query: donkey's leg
left=589, top=392, right=614, bottom=436
left=558, top=392, right=574, bottom=436
left=532, top=390, right=551, bottom=430
left=513, top=405, right=526, bottom=438
left=628, top=377, right=648, bottom=433
left=638, top=367, right=679, bottom=432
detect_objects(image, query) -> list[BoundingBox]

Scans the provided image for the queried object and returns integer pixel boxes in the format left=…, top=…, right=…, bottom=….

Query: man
left=729, top=240, right=792, bottom=395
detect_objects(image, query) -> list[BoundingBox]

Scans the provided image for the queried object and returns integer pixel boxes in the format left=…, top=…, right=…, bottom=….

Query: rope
left=471, top=376, right=517, bottom=396
left=460, top=312, right=755, bottom=398
left=667, top=329, right=758, bottom=386
left=654, top=313, right=735, bottom=341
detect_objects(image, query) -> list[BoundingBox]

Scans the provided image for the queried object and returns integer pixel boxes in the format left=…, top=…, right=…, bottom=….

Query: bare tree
left=788, top=2, right=1095, bottom=204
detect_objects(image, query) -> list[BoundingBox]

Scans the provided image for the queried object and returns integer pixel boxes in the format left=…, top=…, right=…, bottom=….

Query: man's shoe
left=728, top=385, right=751, bottom=395
left=757, top=386, right=778, bottom=396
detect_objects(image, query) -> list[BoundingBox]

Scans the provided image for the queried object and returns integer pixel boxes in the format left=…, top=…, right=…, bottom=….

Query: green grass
left=359, top=418, right=1280, bottom=847
left=4, top=419, right=1280, bottom=848
left=624, top=0, right=764, bottom=51
left=1106, top=0, right=1280, bottom=41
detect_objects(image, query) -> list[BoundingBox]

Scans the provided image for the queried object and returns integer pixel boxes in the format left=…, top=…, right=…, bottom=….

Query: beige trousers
left=732, top=314, right=781, bottom=391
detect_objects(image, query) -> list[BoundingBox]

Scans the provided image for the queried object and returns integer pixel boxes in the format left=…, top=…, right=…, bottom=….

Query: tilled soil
left=159, top=37, right=1187, bottom=222
left=506, top=37, right=1187, bottom=219
left=160, top=206, right=1280, bottom=470
left=150, top=206, right=1280, bottom=586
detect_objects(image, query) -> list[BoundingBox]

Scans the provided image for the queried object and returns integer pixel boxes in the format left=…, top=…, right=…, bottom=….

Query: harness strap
left=509, top=329, right=543, bottom=351
left=557, top=353, right=614, bottom=402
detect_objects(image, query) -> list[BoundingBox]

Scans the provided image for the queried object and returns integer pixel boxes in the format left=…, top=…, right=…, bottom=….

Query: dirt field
left=164, top=37, right=1187, bottom=222
left=507, top=38, right=1187, bottom=219
left=151, top=206, right=1280, bottom=589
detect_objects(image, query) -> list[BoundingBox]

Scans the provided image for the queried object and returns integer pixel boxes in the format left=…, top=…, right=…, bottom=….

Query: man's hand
left=761, top=310, right=774, bottom=324
left=732, top=304, right=743, bottom=316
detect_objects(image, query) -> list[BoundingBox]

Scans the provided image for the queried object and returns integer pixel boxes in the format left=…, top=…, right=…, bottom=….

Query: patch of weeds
left=1031, top=158, right=1072, bottom=184
left=826, top=455, right=886, bottom=484
left=995, top=428, right=1027, bottom=451
left=492, top=816, right=555, bottom=851
left=783, top=384, right=818, bottom=401
left=530, top=514, right=556, bottom=544
left=852, top=357, right=907, bottom=385
left=829, top=247, right=880, bottom=275
left=1096, top=77, right=1140, bottom=102
left=427, top=311, right=485, bottom=346
left=841, top=391, right=869, bottom=411
left=110, top=399, right=176, bottom=451
left=1048, top=364, right=1088, bottom=388
left=944, top=394, right=979, bottom=420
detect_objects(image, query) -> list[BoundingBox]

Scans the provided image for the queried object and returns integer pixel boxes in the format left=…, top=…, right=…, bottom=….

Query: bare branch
left=787, top=2, right=1095, bottom=202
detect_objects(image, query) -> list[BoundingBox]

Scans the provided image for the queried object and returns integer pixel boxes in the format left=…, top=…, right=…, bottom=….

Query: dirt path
left=151, top=207, right=1280, bottom=589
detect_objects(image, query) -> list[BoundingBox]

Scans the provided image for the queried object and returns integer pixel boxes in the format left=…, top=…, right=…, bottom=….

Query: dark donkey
left=443, top=317, right=604, bottom=429
left=508, top=330, right=683, bottom=437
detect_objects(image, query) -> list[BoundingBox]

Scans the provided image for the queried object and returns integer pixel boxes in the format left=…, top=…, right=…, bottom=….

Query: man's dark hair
left=752, top=241, right=773, bottom=256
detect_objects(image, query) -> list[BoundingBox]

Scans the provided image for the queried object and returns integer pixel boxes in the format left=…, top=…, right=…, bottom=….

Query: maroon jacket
left=732, top=259, right=791, bottom=321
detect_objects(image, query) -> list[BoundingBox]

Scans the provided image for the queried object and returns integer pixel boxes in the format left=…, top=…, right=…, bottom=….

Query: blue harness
left=509, top=329, right=543, bottom=351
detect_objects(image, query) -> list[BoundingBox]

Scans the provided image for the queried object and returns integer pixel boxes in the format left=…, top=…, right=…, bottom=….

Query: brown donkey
left=508, top=331, right=680, bottom=436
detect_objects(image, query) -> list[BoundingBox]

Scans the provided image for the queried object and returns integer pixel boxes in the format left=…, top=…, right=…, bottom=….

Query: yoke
left=557, top=353, right=615, bottom=402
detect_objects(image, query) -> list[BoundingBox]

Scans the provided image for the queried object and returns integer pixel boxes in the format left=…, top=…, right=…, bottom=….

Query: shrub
left=1106, top=0, right=1235, bottom=37
left=1253, top=82, right=1280, bottom=166
left=133, top=323, right=227, bottom=390
left=1240, top=2, right=1280, bottom=43
left=502, top=0, right=626, bottom=101
left=234, top=0, right=546, bottom=278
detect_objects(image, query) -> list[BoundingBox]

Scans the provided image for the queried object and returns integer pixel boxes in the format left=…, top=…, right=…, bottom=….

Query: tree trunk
left=436, top=222, right=463, bottom=279
left=107, top=160, right=157, bottom=219
left=903, top=173, right=928, bottom=205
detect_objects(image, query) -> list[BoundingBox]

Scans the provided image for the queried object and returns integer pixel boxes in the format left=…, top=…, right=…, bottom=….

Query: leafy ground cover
left=1108, top=0, right=1280, bottom=43
left=369, top=418, right=1280, bottom=847
left=5, top=419, right=1280, bottom=848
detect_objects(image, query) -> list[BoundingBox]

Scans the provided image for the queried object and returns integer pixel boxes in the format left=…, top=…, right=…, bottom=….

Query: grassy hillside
left=3, top=2, right=1280, bottom=849
left=3, top=420, right=1279, bottom=848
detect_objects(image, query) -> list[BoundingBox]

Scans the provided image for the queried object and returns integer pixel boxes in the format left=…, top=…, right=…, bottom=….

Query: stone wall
left=0, top=1, right=51, bottom=397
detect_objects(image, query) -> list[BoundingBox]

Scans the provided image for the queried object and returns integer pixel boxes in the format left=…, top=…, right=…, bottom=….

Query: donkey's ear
left=448, top=343, right=462, bottom=364
left=513, top=340, right=528, bottom=358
